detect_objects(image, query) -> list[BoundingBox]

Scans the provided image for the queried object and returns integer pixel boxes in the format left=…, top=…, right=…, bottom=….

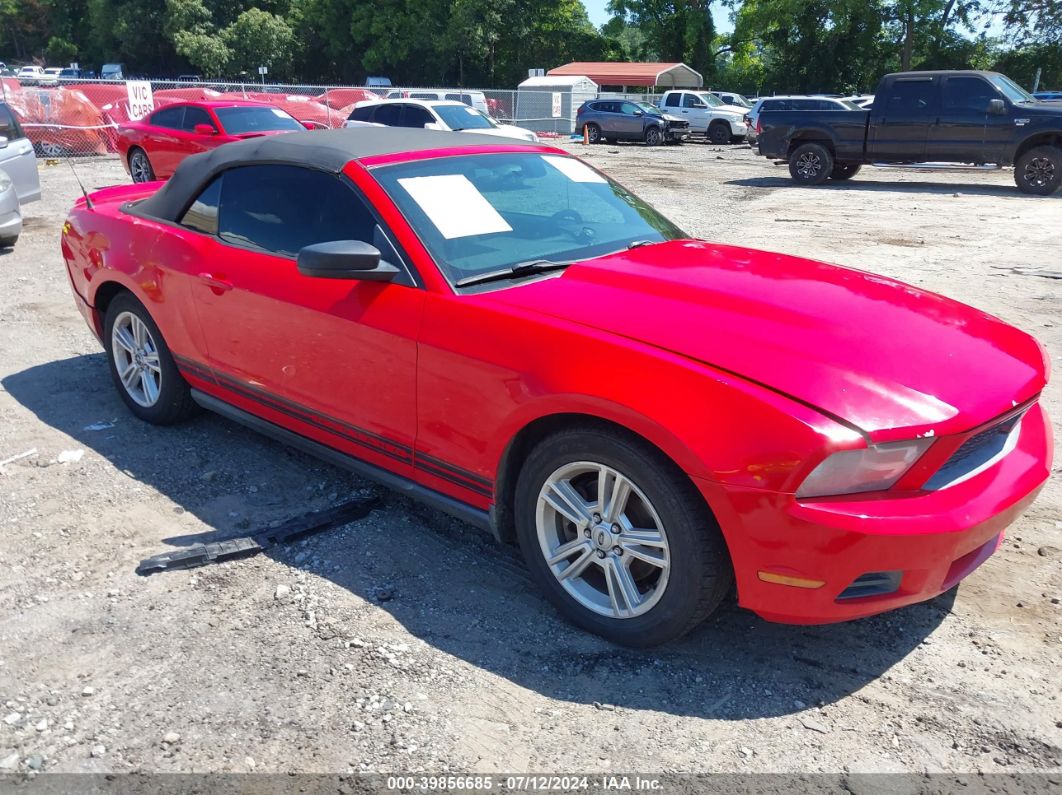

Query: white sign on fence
left=126, top=80, right=154, bottom=120
left=551, top=92, right=562, bottom=118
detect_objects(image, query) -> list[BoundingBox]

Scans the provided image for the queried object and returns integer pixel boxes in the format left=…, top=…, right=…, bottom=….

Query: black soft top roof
left=134, top=127, right=541, bottom=222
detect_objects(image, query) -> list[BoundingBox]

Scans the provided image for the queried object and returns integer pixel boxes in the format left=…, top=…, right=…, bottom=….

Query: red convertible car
left=61, top=130, right=1052, bottom=646
left=116, top=100, right=307, bottom=183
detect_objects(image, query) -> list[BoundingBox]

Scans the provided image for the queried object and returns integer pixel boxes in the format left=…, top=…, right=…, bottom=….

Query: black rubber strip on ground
left=135, top=495, right=380, bottom=576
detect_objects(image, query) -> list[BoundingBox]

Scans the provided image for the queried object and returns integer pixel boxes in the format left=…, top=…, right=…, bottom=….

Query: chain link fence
left=0, top=78, right=669, bottom=159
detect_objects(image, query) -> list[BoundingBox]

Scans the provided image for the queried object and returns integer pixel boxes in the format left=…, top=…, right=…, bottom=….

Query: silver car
left=0, top=168, right=21, bottom=248
left=0, top=102, right=41, bottom=205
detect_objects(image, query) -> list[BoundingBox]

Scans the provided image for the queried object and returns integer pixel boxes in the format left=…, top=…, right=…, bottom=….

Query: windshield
left=215, top=106, right=303, bottom=134
left=636, top=101, right=664, bottom=116
left=696, top=92, right=724, bottom=107
left=838, top=99, right=864, bottom=110
left=435, top=104, right=495, bottom=130
left=723, top=94, right=752, bottom=108
left=988, top=74, right=1036, bottom=104
left=374, top=152, right=686, bottom=288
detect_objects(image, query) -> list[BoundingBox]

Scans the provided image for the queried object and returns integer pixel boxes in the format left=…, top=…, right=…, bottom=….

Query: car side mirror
left=297, top=240, right=400, bottom=282
left=424, top=122, right=442, bottom=130
left=193, top=123, right=217, bottom=136
left=633, top=110, right=644, bottom=116
left=988, top=98, right=1006, bottom=115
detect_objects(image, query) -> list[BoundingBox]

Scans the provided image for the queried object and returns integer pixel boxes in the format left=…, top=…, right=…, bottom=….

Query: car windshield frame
left=213, top=105, right=304, bottom=134
left=696, top=92, right=724, bottom=108
left=371, top=151, right=687, bottom=292
left=636, top=101, right=665, bottom=116
left=433, top=104, right=496, bottom=131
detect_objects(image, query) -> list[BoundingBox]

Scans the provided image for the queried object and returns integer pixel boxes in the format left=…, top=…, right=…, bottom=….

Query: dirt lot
left=0, top=142, right=1060, bottom=783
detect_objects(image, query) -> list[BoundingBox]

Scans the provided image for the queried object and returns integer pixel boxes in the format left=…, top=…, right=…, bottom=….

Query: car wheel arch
left=491, top=411, right=715, bottom=546
left=1013, top=132, right=1062, bottom=164
left=787, top=135, right=835, bottom=158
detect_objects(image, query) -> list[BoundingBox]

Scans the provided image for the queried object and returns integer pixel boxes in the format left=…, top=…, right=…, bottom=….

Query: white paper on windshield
left=270, top=108, right=289, bottom=117
left=542, top=155, right=607, bottom=184
left=398, top=175, right=512, bottom=239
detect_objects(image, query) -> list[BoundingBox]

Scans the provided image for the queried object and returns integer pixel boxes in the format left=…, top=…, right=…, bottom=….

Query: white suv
left=345, top=99, right=538, bottom=143
left=385, top=89, right=490, bottom=116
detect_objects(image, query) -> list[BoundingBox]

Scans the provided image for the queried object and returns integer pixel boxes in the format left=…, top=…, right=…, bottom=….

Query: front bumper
left=0, top=207, right=21, bottom=240
left=697, top=402, right=1052, bottom=624
left=728, top=119, right=749, bottom=136
left=665, top=127, right=691, bottom=142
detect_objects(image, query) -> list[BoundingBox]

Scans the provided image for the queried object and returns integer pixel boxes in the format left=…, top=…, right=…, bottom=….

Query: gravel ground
left=0, top=142, right=1060, bottom=782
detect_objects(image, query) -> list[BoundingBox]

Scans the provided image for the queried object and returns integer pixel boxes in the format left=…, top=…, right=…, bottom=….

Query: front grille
left=836, top=571, right=902, bottom=601
left=924, top=411, right=1024, bottom=491
left=668, top=120, right=689, bottom=129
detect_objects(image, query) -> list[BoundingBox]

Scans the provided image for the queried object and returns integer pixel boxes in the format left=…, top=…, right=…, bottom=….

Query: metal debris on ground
left=136, top=496, right=379, bottom=575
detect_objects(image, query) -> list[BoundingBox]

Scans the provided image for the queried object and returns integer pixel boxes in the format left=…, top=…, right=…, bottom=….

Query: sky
left=581, top=0, right=736, bottom=33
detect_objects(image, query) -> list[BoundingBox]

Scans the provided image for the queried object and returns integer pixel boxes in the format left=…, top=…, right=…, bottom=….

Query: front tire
left=789, top=142, right=834, bottom=185
left=1014, top=145, right=1061, bottom=195
left=708, top=122, right=731, bottom=145
left=515, top=427, right=732, bottom=647
left=103, top=293, right=198, bottom=425
left=829, top=162, right=861, bottom=181
left=644, top=126, right=662, bottom=146
left=0, top=235, right=17, bottom=249
left=129, top=147, right=155, bottom=183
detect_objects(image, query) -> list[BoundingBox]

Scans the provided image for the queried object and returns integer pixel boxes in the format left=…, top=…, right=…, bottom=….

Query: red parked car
left=116, top=100, right=307, bottom=183
left=60, top=130, right=1052, bottom=646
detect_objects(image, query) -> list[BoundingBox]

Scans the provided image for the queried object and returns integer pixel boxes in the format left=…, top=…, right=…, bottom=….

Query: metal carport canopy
left=546, top=62, right=703, bottom=88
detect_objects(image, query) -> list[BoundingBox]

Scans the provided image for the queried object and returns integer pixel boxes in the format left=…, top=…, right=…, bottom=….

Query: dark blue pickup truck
left=756, top=70, right=1062, bottom=195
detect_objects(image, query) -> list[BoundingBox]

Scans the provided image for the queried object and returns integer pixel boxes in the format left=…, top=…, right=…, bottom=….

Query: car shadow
left=4, top=354, right=954, bottom=721
left=727, top=174, right=1062, bottom=198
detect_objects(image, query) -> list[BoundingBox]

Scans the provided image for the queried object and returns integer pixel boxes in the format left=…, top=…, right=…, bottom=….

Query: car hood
left=482, top=240, right=1046, bottom=440
left=716, top=104, right=749, bottom=116
left=461, top=125, right=535, bottom=142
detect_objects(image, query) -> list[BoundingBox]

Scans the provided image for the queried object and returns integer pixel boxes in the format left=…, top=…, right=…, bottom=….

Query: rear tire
left=103, top=293, right=199, bottom=425
left=1014, top=145, right=1061, bottom=195
left=129, top=148, right=155, bottom=183
left=708, top=122, right=731, bottom=145
left=789, top=142, right=834, bottom=185
left=514, top=427, right=732, bottom=647
left=829, top=162, right=861, bottom=181
left=584, top=124, right=602, bottom=144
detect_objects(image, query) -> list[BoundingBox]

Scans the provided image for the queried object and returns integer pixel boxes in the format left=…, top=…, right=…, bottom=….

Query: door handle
left=197, top=273, right=233, bottom=293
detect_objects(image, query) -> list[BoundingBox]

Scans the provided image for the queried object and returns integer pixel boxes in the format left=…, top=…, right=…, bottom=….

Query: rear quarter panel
left=61, top=186, right=209, bottom=358
left=758, top=111, right=868, bottom=160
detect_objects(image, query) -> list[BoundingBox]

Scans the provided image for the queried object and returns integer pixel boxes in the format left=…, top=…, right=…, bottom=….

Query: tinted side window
left=373, top=104, right=404, bottom=127
left=620, top=102, right=640, bottom=115
left=664, top=93, right=680, bottom=107
left=762, top=99, right=785, bottom=111
left=942, top=77, right=999, bottom=112
left=681, top=93, right=703, bottom=108
left=180, top=176, right=221, bottom=235
left=348, top=105, right=374, bottom=122
left=445, top=93, right=473, bottom=106
left=402, top=105, right=435, bottom=128
left=218, top=165, right=377, bottom=256
left=0, top=104, right=24, bottom=139
left=409, top=92, right=439, bottom=101
left=883, top=79, right=935, bottom=115
left=150, top=106, right=184, bottom=129
left=182, top=106, right=213, bottom=131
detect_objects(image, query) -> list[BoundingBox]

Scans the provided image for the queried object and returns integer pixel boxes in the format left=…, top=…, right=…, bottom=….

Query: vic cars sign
left=126, top=80, right=154, bottom=121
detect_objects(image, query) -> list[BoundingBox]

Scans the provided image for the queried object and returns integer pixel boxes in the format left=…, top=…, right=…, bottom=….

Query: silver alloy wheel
left=130, top=151, right=151, bottom=183
left=796, top=151, right=823, bottom=178
left=111, top=311, right=162, bottom=407
left=646, top=127, right=661, bottom=146
left=1024, top=156, right=1056, bottom=188
left=536, top=461, right=671, bottom=619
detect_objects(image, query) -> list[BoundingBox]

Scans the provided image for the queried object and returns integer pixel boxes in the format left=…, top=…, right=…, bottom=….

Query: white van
left=385, top=89, right=490, bottom=116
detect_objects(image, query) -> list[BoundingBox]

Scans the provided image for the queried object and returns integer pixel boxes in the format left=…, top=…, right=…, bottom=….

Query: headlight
left=0, top=169, right=11, bottom=193
left=795, top=438, right=934, bottom=499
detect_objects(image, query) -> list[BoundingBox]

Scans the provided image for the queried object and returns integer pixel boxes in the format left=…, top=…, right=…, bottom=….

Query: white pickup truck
left=657, top=90, right=750, bottom=144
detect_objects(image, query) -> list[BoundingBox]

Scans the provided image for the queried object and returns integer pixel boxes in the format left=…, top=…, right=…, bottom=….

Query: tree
left=223, top=8, right=295, bottom=77
left=1001, top=0, right=1062, bottom=44
left=607, top=0, right=716, bottom=79
left=45, top=35, right=77, bottom=64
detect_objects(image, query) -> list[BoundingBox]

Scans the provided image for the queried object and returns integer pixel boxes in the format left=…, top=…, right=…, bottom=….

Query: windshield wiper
left=627, top=240, right=657, bottom=249
left=454, top=259, right=573, bottom=288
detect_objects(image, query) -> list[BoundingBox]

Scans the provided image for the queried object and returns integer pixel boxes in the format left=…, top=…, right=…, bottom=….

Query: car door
left=0, top=104, right=41, bottom=203
left=184, top=164, right=424, bottom=476
left=177, top=105, right=222, bottom=157
left=618, top=101, right=646, bottom=138
left=926, top=75, right=1005, bottom=163
left=680, top=92, right=710, bottom=132
left=867, top=76, right=937, bottom=160
left=143, top=105, right=186, bottom=176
